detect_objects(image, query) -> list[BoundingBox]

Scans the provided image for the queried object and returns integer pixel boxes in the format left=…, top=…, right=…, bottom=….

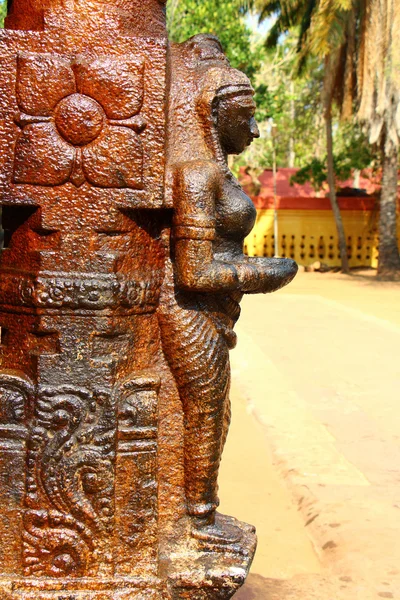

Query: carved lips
left=13, top=53, right=147, bottom=188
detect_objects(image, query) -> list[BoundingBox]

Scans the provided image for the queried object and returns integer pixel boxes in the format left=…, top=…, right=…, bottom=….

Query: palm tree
left=252, top=0, right=351, bottom=272
left=254, top=0, right=400, bottom=278
left=356, top=0, right=400, bottom=277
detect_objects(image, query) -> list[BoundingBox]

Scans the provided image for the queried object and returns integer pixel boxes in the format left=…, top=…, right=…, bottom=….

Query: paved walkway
left=219, top=271, right=400, bottom=599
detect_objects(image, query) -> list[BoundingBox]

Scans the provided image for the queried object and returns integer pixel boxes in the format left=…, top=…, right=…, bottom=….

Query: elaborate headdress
left=166, top=34, right=254, bottom=173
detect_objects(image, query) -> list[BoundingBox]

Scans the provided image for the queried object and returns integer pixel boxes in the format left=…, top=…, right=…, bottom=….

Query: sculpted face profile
left=158, top=34, right=298, bottom=550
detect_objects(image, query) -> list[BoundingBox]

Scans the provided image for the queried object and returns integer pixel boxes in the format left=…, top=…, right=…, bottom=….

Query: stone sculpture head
left=212, top=84, right=260, bottom=155
left=167, top=34, right=260, bottom=172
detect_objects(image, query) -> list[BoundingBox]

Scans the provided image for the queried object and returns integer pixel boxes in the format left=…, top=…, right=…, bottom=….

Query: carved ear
left=0, top=370, right=35, bottom=423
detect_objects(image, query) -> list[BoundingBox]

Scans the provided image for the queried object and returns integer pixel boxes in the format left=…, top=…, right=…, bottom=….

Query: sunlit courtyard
left=221, top=271, right=400, bottom=598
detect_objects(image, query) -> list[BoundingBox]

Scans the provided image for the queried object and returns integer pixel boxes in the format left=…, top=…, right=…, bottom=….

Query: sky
left=245, top=12, right=275, bottom=35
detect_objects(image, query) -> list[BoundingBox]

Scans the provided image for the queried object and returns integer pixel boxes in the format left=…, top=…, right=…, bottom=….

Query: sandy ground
left=218, top=270, right=400, bottom=599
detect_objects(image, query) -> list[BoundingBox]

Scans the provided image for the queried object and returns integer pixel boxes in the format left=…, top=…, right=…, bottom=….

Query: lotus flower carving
left=13, top=53, right=146, bottom=188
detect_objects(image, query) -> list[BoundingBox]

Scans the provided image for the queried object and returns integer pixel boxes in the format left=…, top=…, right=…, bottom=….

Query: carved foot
left=167, top=514, right=257, bottom=599
left=191, top=512, right=246, bottom=553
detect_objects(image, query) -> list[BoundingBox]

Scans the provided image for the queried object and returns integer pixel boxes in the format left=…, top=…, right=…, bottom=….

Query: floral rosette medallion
left=13, top=53, right=147, bottom=188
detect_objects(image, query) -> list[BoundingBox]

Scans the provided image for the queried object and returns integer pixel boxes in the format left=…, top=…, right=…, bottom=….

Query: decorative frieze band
left=0, top=272, right=160, bottom=312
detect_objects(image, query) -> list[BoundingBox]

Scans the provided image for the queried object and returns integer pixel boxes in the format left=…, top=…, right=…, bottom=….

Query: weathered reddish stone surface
left=0, top=2, right=297, bottom=598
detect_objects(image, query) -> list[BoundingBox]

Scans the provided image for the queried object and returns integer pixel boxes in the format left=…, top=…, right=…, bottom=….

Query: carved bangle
left=173, top=215, right=216, bottom=228
left=174, top=225, right=215, bottom=241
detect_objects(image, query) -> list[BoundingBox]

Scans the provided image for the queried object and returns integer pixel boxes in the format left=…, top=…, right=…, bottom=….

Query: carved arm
left=172, top=160, right=297, bottom=294
left=172, top=160, right=240, bottom=292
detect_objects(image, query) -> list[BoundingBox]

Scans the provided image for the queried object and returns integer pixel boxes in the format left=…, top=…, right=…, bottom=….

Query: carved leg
left=158, top=281, right=243, bottom=549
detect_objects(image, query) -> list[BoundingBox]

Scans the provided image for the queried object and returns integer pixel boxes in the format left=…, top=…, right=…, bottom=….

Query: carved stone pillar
left=0, top=1, right=298, bottom=598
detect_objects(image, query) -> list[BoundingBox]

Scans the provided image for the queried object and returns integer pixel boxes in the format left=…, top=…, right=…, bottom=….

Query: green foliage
left=0, top=1, right=6, bottom=27
left=167, top=0, right=261, bottom=80
left=167, top=3, right=377, bottom=182
left=291, top=123, right=378, bottom=191
left=254, top=0, right=352, bottom=63
left=290, top=158, right=326, bottom=191
left=333, top=122, right=380, bottom=177
left=168, top=0, right=379, bottom=187
left=234, top=34, right=327, bottom=172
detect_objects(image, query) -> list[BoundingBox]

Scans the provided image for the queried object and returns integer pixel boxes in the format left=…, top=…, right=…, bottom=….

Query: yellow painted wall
left=244, top=208, right=391, bottom=268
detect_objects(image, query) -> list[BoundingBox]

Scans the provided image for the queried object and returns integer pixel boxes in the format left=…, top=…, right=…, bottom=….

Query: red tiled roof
left=239, top=167, right=382, bottom=198
left=238, top=167, right=393, bottom=210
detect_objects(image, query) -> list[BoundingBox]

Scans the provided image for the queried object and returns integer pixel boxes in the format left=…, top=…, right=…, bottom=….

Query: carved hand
left=236, top=257, right=298, bottom=294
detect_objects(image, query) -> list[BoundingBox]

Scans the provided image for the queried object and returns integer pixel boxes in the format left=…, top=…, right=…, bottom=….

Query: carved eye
left=52, top=552, right=76, bottom=574
left=82, top=470, right=106, bottom=494
left=87, top=290, right=101, bottom=302
left=52, top=409, right=70, bottom=429
left=120, top=394, right=139, bottom=424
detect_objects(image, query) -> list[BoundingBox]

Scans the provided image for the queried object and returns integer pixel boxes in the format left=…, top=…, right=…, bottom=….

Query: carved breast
left=216, top=178, right=257, bottom=242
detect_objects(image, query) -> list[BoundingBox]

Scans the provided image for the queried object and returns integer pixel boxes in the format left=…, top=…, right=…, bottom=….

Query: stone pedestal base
left=0, top=580, right=163, bottom=600
left=0, top=518, right=256, bottom=600
left=167, top=516, right=257, bottom=600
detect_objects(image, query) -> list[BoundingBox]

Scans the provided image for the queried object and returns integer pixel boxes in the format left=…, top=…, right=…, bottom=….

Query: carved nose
left=250, top=118, right=260, bottom=138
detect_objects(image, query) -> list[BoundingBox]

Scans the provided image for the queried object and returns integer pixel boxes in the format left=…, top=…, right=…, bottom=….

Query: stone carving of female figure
left=158, top=35, right=298, bottom=550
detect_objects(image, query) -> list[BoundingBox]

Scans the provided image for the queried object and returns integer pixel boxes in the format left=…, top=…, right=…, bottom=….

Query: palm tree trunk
left=325, top=109, right=350, bottom=274
left=377, top=137, right=400, bottom=278
left=288, top=81, right=295, bottom=167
